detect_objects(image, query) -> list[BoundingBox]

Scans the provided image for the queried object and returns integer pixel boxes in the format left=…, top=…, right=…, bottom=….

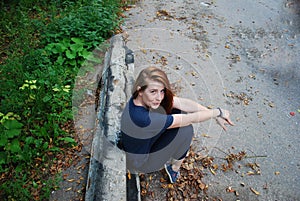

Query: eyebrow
left=147, top=83, right=165, bottom=91
left=149, top=88, right=165, bottom=92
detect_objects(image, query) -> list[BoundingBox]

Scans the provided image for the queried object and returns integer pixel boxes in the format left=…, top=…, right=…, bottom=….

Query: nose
left=156, top=91, right=164, bottom=101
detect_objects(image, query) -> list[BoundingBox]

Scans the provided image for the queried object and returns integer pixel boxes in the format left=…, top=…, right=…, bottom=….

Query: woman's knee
left=180, top=125, right=194, bottom=137
left=174, top=125, right=194, bottom=144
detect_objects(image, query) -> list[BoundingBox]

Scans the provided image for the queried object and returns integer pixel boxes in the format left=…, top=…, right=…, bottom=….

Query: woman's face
left=138, top=80, right=165, bottom=110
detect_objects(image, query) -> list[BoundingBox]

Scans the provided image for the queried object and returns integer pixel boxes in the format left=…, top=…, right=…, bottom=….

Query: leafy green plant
left=0, top=0, right=126, bottom=200
left=42, top=0, right=122, bottom=45
left=0, top=113, right=23, bottom=166
left=45, top=37, right=90, bottom=68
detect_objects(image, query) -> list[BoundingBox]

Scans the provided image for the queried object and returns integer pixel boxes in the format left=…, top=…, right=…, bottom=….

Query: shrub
left=0, top=0, right=124, bottom=200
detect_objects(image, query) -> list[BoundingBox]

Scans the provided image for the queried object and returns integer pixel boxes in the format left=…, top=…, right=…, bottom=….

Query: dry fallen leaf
left=141, top=189, right=147, bottom=196
left=226, top=186, right=235, bottom=193
left=247, top=171, right=256, bottom=176
left=212, top=164, right=219, bottom=170
left=63, top=174, right=69, bottom=180
left=263, top=182, right=268, bottom=189
left=65, top=187, right=72, bottom=192
left=76, top=165, right=83, bottom=170
left=248, top=73, right=256, bottom=79
left=127, top=170, right=131, bottom=180
left=209, top=167, right=216, bottom=175
left=201, top=133, right=211, bottom=138
left=268, top=102, right=275, bottom=108
left=191, top=71, right=197, bottom=76
left=250, top=187, right=260, bottom=195
left=140, top=48, right=147, bottom=54
left=199, top=183, right=206, bottom=190
left=160, top=177, right=167, bottom=183
left=156, top=9, right=170, bottom=17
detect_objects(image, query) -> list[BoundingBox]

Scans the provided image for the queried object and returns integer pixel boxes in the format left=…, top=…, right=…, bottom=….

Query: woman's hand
left=216, top=108, right=234, bottom=131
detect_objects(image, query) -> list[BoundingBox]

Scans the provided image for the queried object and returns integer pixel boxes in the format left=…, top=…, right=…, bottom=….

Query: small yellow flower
left=30, top=85, right=37, bottom=90
left=52, top=87, right=60, bottom=92
left=19, top=83, right=29, bottom=90
left=29, top=94, right=36, bottom=100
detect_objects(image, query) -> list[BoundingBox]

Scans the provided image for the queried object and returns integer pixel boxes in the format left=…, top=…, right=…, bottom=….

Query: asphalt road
left=123, top=0, right=300, bottom=200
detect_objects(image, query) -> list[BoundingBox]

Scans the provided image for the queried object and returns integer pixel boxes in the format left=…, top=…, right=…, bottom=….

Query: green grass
left=0, top=0, right=126, bottom=200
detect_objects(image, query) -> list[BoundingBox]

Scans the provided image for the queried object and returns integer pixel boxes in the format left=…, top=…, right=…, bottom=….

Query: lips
left=151, top=103, right=160, bottom=108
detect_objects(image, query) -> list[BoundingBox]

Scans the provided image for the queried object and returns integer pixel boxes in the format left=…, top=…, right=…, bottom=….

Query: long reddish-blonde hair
left=132, top=67, right=174, bottom=114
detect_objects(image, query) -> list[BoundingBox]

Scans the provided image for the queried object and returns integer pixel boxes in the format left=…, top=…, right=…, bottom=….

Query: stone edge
left=84, top=34, right=139, bottom=201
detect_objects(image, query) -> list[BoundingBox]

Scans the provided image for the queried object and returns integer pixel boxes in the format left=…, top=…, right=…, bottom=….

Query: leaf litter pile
left=139, top=146, right=267, bottom=201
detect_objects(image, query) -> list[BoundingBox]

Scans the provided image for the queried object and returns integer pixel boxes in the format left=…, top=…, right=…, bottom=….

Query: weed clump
left=0, top=0, right=125, bottom=200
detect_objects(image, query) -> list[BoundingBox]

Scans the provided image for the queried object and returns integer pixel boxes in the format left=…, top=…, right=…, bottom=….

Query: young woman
left=120, top=66, right=234, bottom=183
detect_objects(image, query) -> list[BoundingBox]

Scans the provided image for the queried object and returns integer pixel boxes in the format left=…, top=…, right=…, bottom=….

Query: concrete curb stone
left=85, top=35, right=137, bottom=201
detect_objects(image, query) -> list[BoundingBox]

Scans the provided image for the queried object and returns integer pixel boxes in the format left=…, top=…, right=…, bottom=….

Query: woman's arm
left=173, top=97, right=209, bottom=112
left=168, top=107, right=234, bottom=130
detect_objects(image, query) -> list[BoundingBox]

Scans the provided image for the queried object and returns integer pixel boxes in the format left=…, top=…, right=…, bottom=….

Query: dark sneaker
left=164, top=164, right=180, bottom=183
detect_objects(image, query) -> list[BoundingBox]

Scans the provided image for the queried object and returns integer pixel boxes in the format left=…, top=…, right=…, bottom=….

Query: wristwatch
left=217, top=107, right=223, bottom=118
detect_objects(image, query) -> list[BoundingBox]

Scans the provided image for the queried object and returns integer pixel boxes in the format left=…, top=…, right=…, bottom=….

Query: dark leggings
left=135, top=124, right=194, bottom=173
left=150, top=125, right=193, bottom=159
left=126, top=110, right=194, bottom=173
left=130, top=109, right=194, bottom=173
left=151, top=108, right=192, bottom=160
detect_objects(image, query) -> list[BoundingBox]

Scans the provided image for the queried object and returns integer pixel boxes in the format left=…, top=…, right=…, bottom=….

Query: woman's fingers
left=224, top=117, right=235, bottom=126
left=221, top=110, right=235, bottom=126
left=216, top=117, right=227, bottom=131
left=216, top=116, right=234, bottom=131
